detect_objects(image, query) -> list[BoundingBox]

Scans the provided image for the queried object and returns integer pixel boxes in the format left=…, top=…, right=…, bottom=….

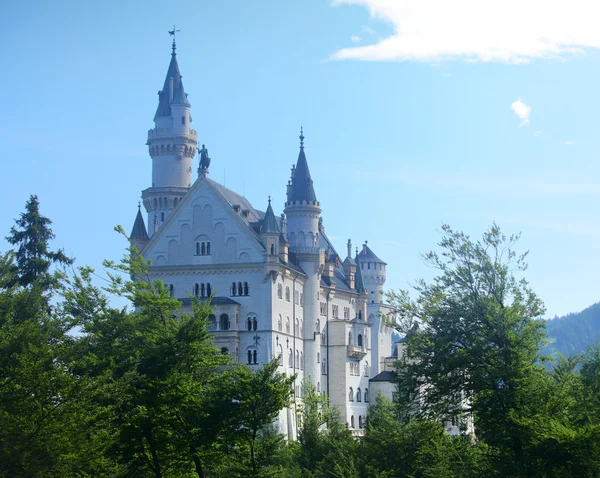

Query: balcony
left=348, top=345, right=367, bottom=360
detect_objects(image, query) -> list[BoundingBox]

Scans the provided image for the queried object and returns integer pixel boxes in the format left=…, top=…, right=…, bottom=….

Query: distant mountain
left=542, top=302, right=600, bottom=358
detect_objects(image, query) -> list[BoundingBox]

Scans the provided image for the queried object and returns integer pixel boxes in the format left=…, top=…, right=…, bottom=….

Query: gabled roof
left=355, top=244, right=387, bottom=265
left=369, top=370, right=397, bottom=383
left=288, top=130, right=317, bottom=203
left=154, top=51, right=183, bottom=119
left=130, top=207, right=149, bottom=241
left=261, top=200, right=280, bottom=234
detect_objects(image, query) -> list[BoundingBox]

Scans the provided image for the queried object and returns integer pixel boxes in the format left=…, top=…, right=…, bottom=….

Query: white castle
left=130, top=40, right=395, bottom=438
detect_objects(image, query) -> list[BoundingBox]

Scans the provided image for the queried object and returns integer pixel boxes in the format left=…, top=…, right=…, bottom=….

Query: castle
left=130, top=40, right=395, bottom=439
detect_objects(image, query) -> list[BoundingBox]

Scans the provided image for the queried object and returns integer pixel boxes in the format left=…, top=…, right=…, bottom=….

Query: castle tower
left=141, top=39, right=197, bottom=236
left=284, top=129, right=322, bottom=390
left=130, top=203, right=150, bottom=252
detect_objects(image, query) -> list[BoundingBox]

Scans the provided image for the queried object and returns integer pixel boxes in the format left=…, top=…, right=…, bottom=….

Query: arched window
left=247, top=350, right=252, bottom=364
left=238, top=282, right=243, bottom=296
left=277, top=283, right=282, bottom=299
left=286, top=317, right=290, bottom=334
left=244, top=282, right=249, bottom=296
left=350, top=415, right=355, bottom=428
left=364, top=361, right=369, bottom=377
left=278, top=315, right=282, bottom=331
left=193, top=283, right=199, bottom=296
left=253, top=318, right=257, bottom=330
left=317, top=352, right=320, bottom=364
left=322, top=359, right=327, bottom=375
left=247, top=318, right=252, bottom=331
left=295, top=350, right=299, bottom=369
left=285, top=287, right=290, bottom=302
left=206, top=242, right=211, bottom=255
left=357, top=334, right=363, bottom=347
left=253, top=349, right=257, bottom=364
left=364, top=388, right=369, bottom=403
left=270, top=244, right=275, bottom=255
left=201, top=242, right=206, bottom=255
left=200, top=283, right=205, bottom=298
left=348, top=332, right=352, bottom=345
left=300, top=352, right=304, bottom=370
left=295, top=318, right=299, bottom=337
left=195, top=242, right=200, bottom=255
left=208, top=314, right=216, bottom=330
left=357, top=388, right=362, bottom=402
left=169, top=284, right=174, bottom=296
left=359, top=416, right=363, bottom=429
left=289, top=349, right=293, bottom=368
left=206, top=283, right=212, bottom=296
left=349, top=387, right=354, bottom=402
left=220, top=314, right=230, bottom=331
left=358, top=310, right=363, bottom=321
left=278, top=349, right=283, bottom=366
left=221, top=347, right=228, bottom=354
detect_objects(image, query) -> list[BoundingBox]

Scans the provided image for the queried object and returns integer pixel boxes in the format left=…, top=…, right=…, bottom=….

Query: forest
left=1, top=196, right=600, bottom=477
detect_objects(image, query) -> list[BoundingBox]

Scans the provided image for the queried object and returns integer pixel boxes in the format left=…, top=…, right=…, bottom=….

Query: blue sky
left=1, top=0, right=599, bottom=318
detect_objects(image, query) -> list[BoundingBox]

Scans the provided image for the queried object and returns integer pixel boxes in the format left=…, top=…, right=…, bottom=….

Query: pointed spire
left=172, top=78, right=191, bottom=106
left=287, top=128, right=317, bottom=203
left=130, top=205, right=149, bottom=241
left=154, top=44, right=184, bottom=120
left=262, top=197, right=281, bottom=234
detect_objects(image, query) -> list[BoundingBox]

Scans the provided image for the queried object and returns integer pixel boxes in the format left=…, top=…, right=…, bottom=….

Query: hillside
left=543, top=302, right=600, bottom=358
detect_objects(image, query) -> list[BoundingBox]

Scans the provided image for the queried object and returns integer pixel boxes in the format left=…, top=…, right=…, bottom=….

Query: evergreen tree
left=6, top=195, right=73, bottom=288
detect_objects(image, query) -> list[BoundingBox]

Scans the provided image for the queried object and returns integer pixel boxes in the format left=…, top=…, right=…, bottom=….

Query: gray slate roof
left=171, top=78, right=191, bottom=106
left=208, top=179, right=263, bottom=223
left=179, top=296, right=241, bottom=306
left=261, top=201, right=281, bottom=234
left=154, top=51, right=186, bottom=119
left=355, top=244, right=387, bottom=265
left=369, top=370, right=398, bottom=383
left=288, top=147, right=317, bottom=203
left=130, top=207, right=149, bottom=241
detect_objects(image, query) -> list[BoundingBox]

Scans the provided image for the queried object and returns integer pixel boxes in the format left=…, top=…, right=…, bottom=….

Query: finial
left=268, top=195, right=271, bottom=204
left=138, top=201, right=141, bottom=209
left=168, top=25, right=180, bottom=54
left=299, top=127, right=304, bottom=149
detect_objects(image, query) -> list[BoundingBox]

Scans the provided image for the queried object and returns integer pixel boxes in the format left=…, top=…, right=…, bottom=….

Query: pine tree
left=6, top=195, right=73, bottom=288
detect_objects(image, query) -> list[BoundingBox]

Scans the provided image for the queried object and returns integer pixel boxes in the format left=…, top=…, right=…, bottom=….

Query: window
left=161, top=212, right=165, bottom=221
left=358, top=310, right=363, bottom=321
left=359, top=416, right=363, bottom=428
left=349, top=387, right=354, bottom=402
left=295, top=350, right=299, bottom=369
left=200, top=283, right=205, bottom=298
left=253, top=349, right=257, bottom=364
left=348, top=332, right=352, bottom=345
left=206, top=283, right=211, bottom=296
left=320, top=302, right=326, bottom=315
left=277, top=283, right=283, bottom=299
left=300, top=352, right=303, bottom=370
left=294, top=290, right=299, bottom=304
left=344, top=307, right=350, bottom=319
left=286, top=317, right=290, bottom=334
left=332, top=305, right=339, bottom=318
left=231, top=282, right=237, bottom=296
left=350, top=415, right=355, bottom=428
left=322, top=359, right=327, bottom=375
left=317, top=352, right=320, bottom=364
left=364, top=388, right=369, bottom=403
left=247, top=349, right=257, bottom=365
left=270, top=244, right=275, bottom=255
left=220, top=314, right=230, bottom=331
left=195, top=242, right=200, bottom=255
left=244, top=282, right=249, bottom=296
left=169, top=284, right=174, bottom=296
left=364, top=361, right=369, bottom=377
left=357, top=334, right=363, bottom=347
left=295, top=318, right=299, bottom=337
left=357, top=388, right=362, bottom=402
left=221, top=347, right=228, bottom=354
left=289, top=349, right=293, bottom=368
left=193, top=283, right=199, bottom=296
left=208, top=314, right=216, bottom=330
left=206, top=242, right=211, bottom=254
left=285, top=287, right=290, bottom=302
left=238, top=282, right=243, bottom=296
left=253, top=318, right=257, bottom=330
left=278, top=315, right=282, bottom=332
left=247, top=318, right=252, bottom=331
left=181, top=115, right=185, bottom=125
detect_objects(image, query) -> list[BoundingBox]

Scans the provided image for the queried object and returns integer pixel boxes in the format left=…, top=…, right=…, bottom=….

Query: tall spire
left=130, top=204, right=149, bottom=241
left=154, top=38, right=184, bottom=120
left=262, top=196, right=281, bottom=234
left=287, top=128, right=317, bottom=203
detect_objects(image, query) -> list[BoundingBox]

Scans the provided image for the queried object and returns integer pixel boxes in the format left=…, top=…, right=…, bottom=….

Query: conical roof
left=154, top=50, right=183, bottom=119
left=262, top=200, right=280, bottom=234
left=288, top=129, right=317, bottom=203
left=172, top=79, right=191, bottom=106
left=355, top=260, right=365, bottom=293
left=355, top=244, right=387, bottom=265
left=130, top=206, right=149, bottom=241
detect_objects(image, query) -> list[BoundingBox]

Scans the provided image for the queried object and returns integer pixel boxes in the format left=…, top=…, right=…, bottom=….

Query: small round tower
left=355, top=242, right=387, bottom=304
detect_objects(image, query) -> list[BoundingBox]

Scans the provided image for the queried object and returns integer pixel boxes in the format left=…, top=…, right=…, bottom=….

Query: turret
left=355, top=241, right=387, bottom=304
left=130, top=203, right=150, bottom=252
left=260, top=197, right=281, bottom=261
left=284, top=128, right=321, bottom=251
left=141, top=39, right=197, bottom=236
left=342, top=239, right=357, bottom=290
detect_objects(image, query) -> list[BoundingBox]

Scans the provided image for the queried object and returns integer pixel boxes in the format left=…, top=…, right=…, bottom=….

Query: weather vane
left=168, top=25, right=180, bottom=52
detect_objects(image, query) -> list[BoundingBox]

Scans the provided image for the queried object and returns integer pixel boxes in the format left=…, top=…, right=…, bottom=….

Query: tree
left=6, top=195, right=73, bottom=289
left=389, top=224, right=547, bottom=474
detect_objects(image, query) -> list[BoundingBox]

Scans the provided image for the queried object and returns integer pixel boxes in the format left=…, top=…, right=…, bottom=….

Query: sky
left=1, top=0, right=599, bottom=318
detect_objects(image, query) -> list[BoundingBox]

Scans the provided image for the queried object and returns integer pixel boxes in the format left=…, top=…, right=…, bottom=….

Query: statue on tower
left=199, top=144, right=211, bottom=170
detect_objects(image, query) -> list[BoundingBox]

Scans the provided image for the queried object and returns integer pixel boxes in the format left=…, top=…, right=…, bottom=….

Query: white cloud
left=362, top=25, right=375, bottom=35
left=330, top=0, right=600, bottom=63
left=351, top=35, right=361, bottom=43
left=565, top=140, right=575, bottom=145
left=534, top=130, right=544, bottom=136
left=511, top=99, right=531, bottom=126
